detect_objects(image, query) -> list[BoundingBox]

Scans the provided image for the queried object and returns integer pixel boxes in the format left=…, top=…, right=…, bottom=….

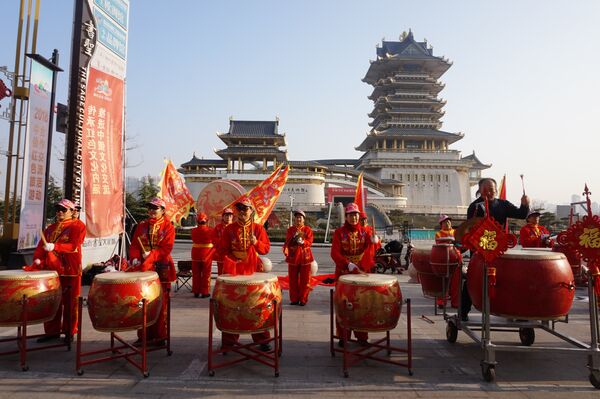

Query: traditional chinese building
left=358, top=31, right=489, bottom=213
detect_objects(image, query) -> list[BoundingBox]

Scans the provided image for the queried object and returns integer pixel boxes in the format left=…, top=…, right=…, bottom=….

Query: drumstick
left=520, top=174, right=525, bottom=195
left=137, top=237, right=147, bottom=253
left=40, top=229, right=48, bottom=245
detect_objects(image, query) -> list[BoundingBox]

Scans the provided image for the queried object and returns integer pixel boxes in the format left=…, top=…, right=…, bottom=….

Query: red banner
left=354, top=172, right=365, bottom=214
left=82, top=67, right=124, bottom=238
left=159, top=159, right=196, bottom=226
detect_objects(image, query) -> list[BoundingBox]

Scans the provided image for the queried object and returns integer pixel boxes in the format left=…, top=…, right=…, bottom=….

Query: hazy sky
left=1, top=0, right=599, bottom=207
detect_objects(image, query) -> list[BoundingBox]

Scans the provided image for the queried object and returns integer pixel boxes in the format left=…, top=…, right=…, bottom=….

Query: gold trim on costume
left=193, top=243, right=214, bottom=248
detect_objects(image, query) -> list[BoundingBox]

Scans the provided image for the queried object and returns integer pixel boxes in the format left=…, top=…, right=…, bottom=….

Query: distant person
left=212, top=208, right=234, bottom=275
left=283, top=209, right=316, bottom=306
left=191, top=212, right=215, bottom=298
left=434, top=215, right=461, bottom=308
left=520, top=211, right=553, bottom=248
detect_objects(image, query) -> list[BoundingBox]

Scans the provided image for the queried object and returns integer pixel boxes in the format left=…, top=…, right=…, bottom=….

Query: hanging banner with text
left=18, top=59, right=53, bottom=250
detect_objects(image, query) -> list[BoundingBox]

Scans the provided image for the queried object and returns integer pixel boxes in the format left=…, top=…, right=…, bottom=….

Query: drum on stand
left=87, top=271, right=163, bottom=332
left=212, top=272, right=282, bottom=334
left=0, top=270, right=61, bottom=326
left=430, top=243, right=460, bottom=277
left=334, top=273, right=402, bottom=332
left=411, top=246, right=444, bottom=298
left=467, top=249, right=575, bottom=320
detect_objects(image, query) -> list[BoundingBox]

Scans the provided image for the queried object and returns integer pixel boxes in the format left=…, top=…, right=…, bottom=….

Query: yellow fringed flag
left=158, top=159, right=196, bottom=226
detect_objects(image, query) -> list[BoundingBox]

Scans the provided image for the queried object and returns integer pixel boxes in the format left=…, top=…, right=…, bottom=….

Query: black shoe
left=258, top=343, right=272, bottom=352
left=201, top=294, right=210, bottom=298
left=194, top=293, right=200, bottom=298
left=36, top=334, right=60, bottom=343
left=298, top=302, right=305, bottom=306
left=290, top=301, right=299, bottom=305
left=337, top=340, right=345, bottom=348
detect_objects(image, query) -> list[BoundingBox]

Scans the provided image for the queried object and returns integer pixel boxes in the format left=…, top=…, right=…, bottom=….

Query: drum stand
left=0, top=289, right=73, bottom=371
left=329, top=289, right=413, bottom=378
left=207, top=299, right=282, bottom=377
left=75, top=287, right=173, bottom=378
left=445, top=262, right=600, bottom=388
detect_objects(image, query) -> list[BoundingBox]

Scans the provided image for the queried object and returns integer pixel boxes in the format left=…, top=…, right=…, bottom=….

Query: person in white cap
left=283, top=209, right=316, bottom=306
left=435, top=215, right=455, bottom=243
left=24, top=198, right=85, bottom=343
left=520, top=210, right=553, bottom=248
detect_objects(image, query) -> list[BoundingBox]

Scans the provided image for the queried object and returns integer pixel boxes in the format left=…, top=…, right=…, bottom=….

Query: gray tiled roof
left=223, top=120, right=282, bottom=137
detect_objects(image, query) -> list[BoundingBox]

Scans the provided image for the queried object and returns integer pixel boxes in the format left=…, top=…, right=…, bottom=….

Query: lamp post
left=289, top=195, right=295, bottom=227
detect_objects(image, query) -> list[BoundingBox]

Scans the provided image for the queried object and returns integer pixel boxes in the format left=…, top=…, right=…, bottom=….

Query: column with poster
left=66, top=0, right=129, bottom=267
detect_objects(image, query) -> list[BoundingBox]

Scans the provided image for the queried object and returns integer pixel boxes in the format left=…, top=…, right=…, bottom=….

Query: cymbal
left=454, top=217, right=484, bottom=244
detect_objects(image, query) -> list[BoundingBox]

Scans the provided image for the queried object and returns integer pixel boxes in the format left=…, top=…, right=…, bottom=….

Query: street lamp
left=289, top=195, right=295, bottom=227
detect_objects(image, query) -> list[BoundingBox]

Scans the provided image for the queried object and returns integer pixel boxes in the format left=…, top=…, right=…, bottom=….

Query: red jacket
left=520, top=223, right=551, bottom=248
left=212, top=222, right=229, bottom=262
left=220, top=220, right=270, bottom=275
left=30, top=218, right=85, bottom=276
left=331, top=222, right=373, bottom=278
left=191, top=225, right=215, bottom=262
left=283, top=224, right=314, bottom=265
left=435, top=228, right=455, bottom=243
left=128, top=216, right=176, bottom=282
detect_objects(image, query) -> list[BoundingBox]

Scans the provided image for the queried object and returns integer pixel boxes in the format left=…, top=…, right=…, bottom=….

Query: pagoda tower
left=358, top=31, right=489, bottom=213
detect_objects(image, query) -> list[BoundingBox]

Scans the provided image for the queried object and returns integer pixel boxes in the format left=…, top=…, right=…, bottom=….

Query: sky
left=1, top=0, right=599, bottom=208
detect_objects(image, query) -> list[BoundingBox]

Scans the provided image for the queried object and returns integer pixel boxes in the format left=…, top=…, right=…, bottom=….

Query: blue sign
left=94, top=0, right=128, bottom=29
left=94, top=9, right=127, bottom=60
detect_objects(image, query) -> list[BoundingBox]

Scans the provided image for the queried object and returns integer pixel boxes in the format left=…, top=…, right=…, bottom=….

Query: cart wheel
left=481, top=365, right=496, bottom=382
left=446, top=321, right=458, bottom=343
left=21, top=365, right=29, bottom=372
left=77, top=369, right=84, bottom=376
left=518, top=328, right=535, bottom=346
left=208, top=370, right=215, bottom=377
left=143, top=372, right=149, bottom=378
left=590, top=372, right=600, bottom=389
left=375, top=263, right=386, bottom=274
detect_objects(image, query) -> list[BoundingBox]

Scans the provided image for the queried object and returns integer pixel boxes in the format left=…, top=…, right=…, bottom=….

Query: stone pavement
left=0, top=244, right=599, bottom=398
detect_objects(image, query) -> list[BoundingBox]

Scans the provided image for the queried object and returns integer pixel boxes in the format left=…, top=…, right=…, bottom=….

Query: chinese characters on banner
left=18, top=60, right=53, bottom=250
left=81, top=67, right=124, bottom=238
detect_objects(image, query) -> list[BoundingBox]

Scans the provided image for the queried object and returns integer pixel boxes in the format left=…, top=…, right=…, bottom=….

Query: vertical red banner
left=82, top=67, right=124, bottom=238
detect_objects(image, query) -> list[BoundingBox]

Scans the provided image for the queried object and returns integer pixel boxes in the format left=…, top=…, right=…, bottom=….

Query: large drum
left=212, top=272, right=282, bottom=334
left=467, top=249, right=575, bottom=320
left=430, top=243, right=460, bottom=277
left=411, top=246, right=444, bottom=297
left=0, top=270, right=61, bottom=326
left=552, top=243, right=582, bottom=279
left=87, top=271, right=163, bottom=332
left=334, top=273, right=402, bottom=332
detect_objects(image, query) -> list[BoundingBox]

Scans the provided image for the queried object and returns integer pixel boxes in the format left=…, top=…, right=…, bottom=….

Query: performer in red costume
left=330, top=202, right=374, bottom=346
left=212, top=208, right=234, bottom=275
left=190, top=212, right=215, bottom=298
left=283, top=209, right=315, bottom=306
left=128, top=197, right=175, bottom=345
left=25, top=198, right=85, bottom=343
left=520, top=210, right=553, bottom=248
left=434, top=215, right=462, bottom=308
left=219, top=198, right=272, bottom=351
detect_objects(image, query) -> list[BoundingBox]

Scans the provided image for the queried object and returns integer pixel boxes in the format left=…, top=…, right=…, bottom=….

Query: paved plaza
left=0, top=242, right=599, bottom=398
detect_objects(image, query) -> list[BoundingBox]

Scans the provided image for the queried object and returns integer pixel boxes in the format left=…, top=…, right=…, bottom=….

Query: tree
left=45, top=175, right=63, bottom=223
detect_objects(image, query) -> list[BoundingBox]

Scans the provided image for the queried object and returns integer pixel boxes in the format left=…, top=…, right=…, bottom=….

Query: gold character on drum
left=127, top=197, right=176, bottom=346
left=24, top=198, right=86, bottom=343
left=283, top=209, right=316, bottom=306
left=219, top=198, right=273, bottom=352
left=330, top=202, right=375, bottom=346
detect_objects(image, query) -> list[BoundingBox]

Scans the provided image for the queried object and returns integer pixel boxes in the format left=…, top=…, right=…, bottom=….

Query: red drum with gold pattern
left=430, top=244, right=460, bottom=277
left=467, top=249, right=575, bottom=320
left=551, top=243, right=582, bottom=278
left=0, top=270, right=61, bottom=326
left=212, top=273, right=282, bottom=334
left=196, top=179, right=245, bottom=227
left=411, top=245, right=444, bottom=298
left=87, top=271, right=163, bottom=332
left=334, top=273, right=402, bottom=332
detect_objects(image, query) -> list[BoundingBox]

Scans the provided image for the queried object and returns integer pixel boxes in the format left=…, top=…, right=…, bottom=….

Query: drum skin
left=411, top=246, right=444, bottom=297
left=430, top=244, right=460, bottom=277
left=334, top=274, right=402, bottom=332
left=196, top=179, right=245, bottom=227
left=0, top=270, right=61, bottom=326
left=212, top=273, right=282, bottom=334
left=87, top=271, right=163, bottom=332
left=467, top=249, right=575, bottom=320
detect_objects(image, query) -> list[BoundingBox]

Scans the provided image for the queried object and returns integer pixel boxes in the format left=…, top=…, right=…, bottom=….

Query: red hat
left=197, top=212, right=208, bottom=222
left=56, top=198, right=75, bottom=210
left=293, top=209, right=306, bottom=218
left=222, top=207, right=234, bottom=215
left=146, top=197, right=166, bottom=208
left=235, top=198, right=253, bottom=209
left=345, top=202, right=360, bottom=214
left=359, top=212, right=367, bottom=220
left=438, top=214, right=451, bottom=224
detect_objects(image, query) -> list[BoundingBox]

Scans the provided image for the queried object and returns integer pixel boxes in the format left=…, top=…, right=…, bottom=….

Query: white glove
left=310, top=260, right=318, bottom=275
left=371, top=235, right=380, bottom=244
left=131, top=258, right=140, bottom=266
left=348, top=262, right=359, bottom=272
left=142, top=251, right=150, bottom=259
left=44, top=243, right=55, bottom=252
left=34, top=259, right=41, bottom=265
left=296, top=237, right=304, bottom=245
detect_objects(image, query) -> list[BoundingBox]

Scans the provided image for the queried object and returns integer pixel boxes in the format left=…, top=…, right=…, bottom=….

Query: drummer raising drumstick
left=460, top=178, right=530, bottom=321
left=330, top=202, right=376, bottom=346
left=218, top=197, right=272, bottom=352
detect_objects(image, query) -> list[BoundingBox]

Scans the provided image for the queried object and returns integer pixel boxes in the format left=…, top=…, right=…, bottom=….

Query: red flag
left=158, top=159, right=196, bottom=226
left=499, top=174, right=507, bottom=200
left=225, top=165, right=289, bottom=225
left=354, top=172, right=365, bottom=214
